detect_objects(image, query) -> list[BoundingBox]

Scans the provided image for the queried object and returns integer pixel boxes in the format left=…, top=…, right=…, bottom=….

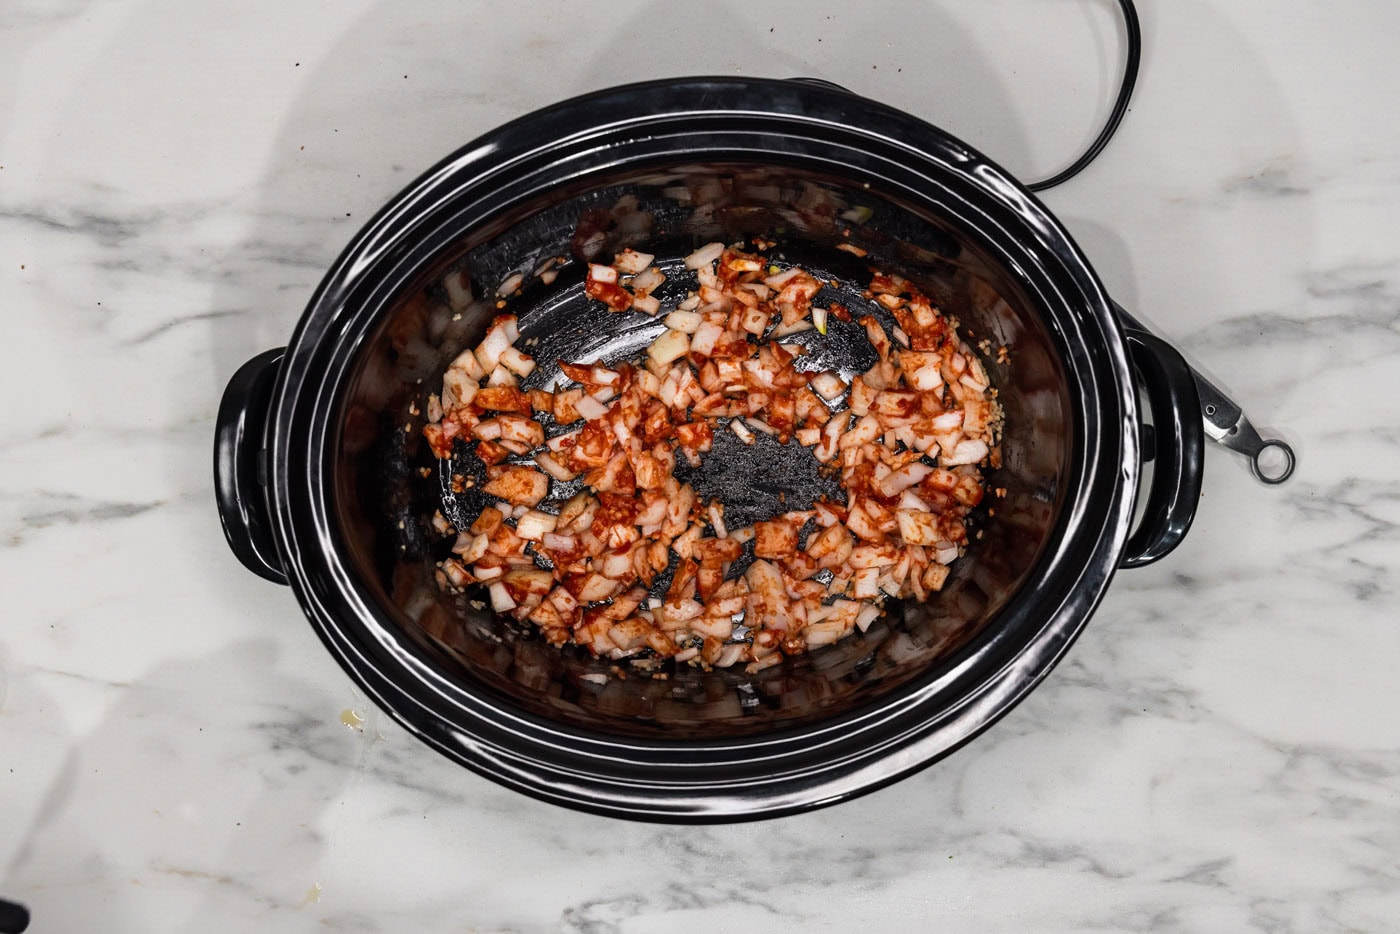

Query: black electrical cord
left=0, top=898, right=28, bottom=934
left=1028, top=0, right=1141, bottom=191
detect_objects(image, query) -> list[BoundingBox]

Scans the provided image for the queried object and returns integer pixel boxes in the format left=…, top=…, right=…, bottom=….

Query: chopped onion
left=876, top=462, right=934, bottom=498
left=728, top=526, right=756, bottom=544
left=534, top=451, right=577, bottom=481
left=664, top=310, right=703, bottom=333
left=763, top=267, right=803, bottom=288
left=613, top=249, right=654, bottom=274
left=499, top=346, right=536, bottom=378
left=899, top=490, right=931, bottom=512
left=838, top=414, right=882, bottom=450
left=923, top=563, right=951, bottom=591
left=772, top=319, right=813, bottom=337
left=542, top=532, right=576, bottom=553
left=931, top=410, right=964, bottom=431
left=442, top=369, right=478, bottom=410
left=960, top=373, right=990, bottom=393
left=577, top=574, right=621, bottom=603
left=452, top=532, right=490, bottom=564
left=601, top=551, right=632, bottom=578
left=489, top=581, right=516, bottom=612
left=690, top=320, right=723, bottom=357
left=852, top=568, right=880, bottom=599
left=575, top=395, right=610, bottom=422
left=630, top=266, right=666, bottom=294
left=944, top=438, right=989, bottom=466
left=475, top=324, right=513, bottom=372
left=708, top=502, right=728, bottom=539
left=648, top=328, right=691, bottom=366
left=546, top=429, right=579, bottom=452
left=896, top=509, right=941, bottom=545
left=909, top=363, right=943, bottom=391
left=443, top=270, right=473, bottom=309
left=448, top=347, right=485, bottom=382
left=426, top=245, right=999, bottom=677
left=855, top=604, right=881, bottom=632
left=746, top=417, right=776, bottom=435
left=810, top=372, right=846, bottom=401
left=516, top=510, right=559, bottom=541
left=739, top=306, right=768, bottom=336
left=684, top=242, right=724, bottom=269
left=471, top=419, right=503, bottom=441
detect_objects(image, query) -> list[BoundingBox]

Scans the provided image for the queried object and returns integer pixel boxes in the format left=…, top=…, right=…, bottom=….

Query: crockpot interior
left=333, top=162, right=1070, bottom=739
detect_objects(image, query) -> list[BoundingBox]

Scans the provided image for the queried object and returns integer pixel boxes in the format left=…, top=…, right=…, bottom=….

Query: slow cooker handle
left=1120, top=330, right=1205, bottom=568
left=214, top=348, right=289, bottom=585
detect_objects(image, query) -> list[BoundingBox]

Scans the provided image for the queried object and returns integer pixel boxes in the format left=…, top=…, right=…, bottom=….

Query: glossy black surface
left=213, top=77, right=1198, bottom=820
left=1120, top=330, right=1204, bottom=568
left=0, top=897, right=29, bottom=934
left=214, top=347, right=288, bottom=584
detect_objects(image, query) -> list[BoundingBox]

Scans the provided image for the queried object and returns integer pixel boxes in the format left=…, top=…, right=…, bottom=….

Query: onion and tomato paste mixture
left=423, top=242, right=1002, bottom=674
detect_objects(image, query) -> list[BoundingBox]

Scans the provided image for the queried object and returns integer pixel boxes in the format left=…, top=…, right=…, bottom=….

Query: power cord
left=0, top=898, right=28, bottom=934
left=1028, top=0, right=1141, bottom=191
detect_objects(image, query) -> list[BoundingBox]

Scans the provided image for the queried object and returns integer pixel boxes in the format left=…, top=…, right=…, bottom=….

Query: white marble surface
left=3, top=0, right=1398, bottom=930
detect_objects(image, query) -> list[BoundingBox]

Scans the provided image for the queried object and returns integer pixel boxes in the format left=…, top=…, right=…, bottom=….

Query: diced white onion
left=810, top=372, right=846, bottom=401
left=534, top=452, right=576, bottom=481
left=516, top=510, right=558, bottom=541
left=428, top=245, right=998, bottom=676
left=630, top=266, right=666, bottom=294
left=648, top=328, right=691, bottom=366
left=489, top=581, right=516, bottom=612
left=497, top=272, right=525, bottom=297
left=575, top=395, right=610, bottom=422
left=613, top=249, right=654, bottom=274
left=499, top=346, right=536, bottom=377
left=708, top=503, right=727, bottom=539
left=772, top=320, right=813, bottom=337
left=664, top=310, right=703, bottom=333
left=684, top=242, right=724, bottom=269
left=543, top=532, right=576, bottom=552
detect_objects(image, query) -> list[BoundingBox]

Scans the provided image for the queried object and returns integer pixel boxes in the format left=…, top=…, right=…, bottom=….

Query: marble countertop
left=4, top=1, right=1398, bottom=930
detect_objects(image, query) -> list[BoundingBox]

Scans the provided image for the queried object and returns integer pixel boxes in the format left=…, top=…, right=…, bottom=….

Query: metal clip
left=1113, top=302, right=1295, bottom=484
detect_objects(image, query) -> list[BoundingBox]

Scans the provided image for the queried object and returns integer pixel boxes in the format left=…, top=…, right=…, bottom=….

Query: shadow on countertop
left=202, top=0, right=1038, bottom=384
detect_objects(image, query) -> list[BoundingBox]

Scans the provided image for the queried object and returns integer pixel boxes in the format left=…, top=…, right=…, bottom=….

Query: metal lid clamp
left=1113, top=302, right=1296, bottom=484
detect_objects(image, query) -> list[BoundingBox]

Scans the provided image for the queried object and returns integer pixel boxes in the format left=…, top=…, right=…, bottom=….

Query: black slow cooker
left=214, top=78, right=1210, bottom=821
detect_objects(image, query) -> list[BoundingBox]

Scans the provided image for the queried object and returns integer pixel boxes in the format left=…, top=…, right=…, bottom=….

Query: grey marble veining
left=3, top=1, right=1400, bottom=931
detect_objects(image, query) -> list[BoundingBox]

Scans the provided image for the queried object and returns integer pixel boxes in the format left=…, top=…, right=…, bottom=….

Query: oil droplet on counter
left=340, top=708, right=364, bottom=729
left=299, top=883, right=322, bottom=906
